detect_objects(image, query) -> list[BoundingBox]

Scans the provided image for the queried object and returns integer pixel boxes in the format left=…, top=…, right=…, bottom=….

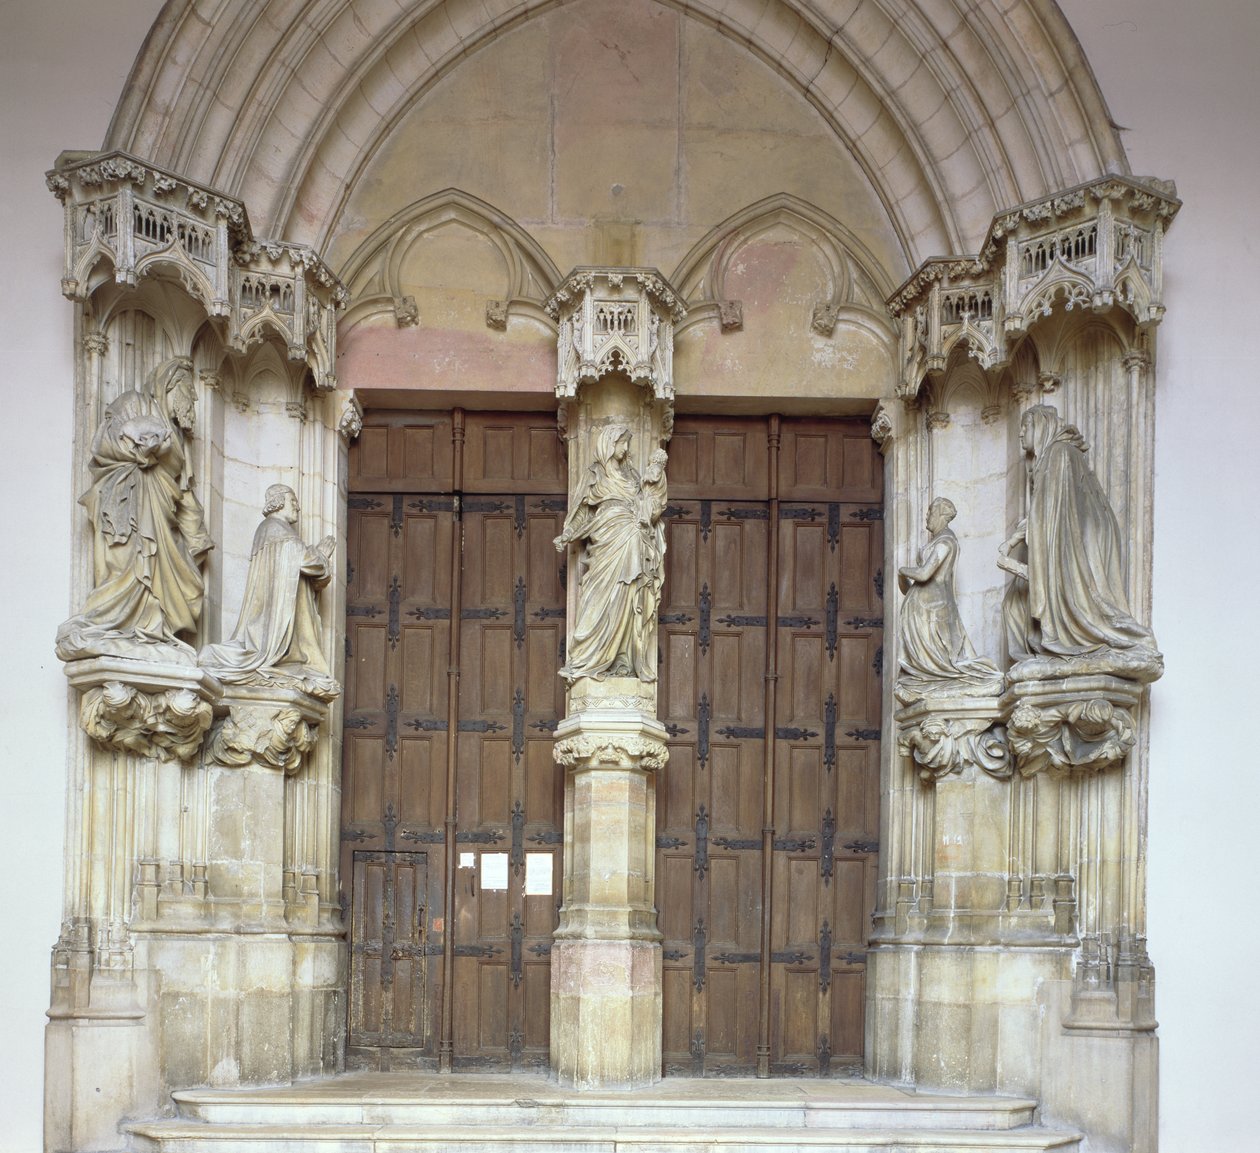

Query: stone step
left=126, top=1075, right=1080, bottom=1153
left=128, top=1120, right=1083, bottom=1153
left=164, top=1075, right=1042, bottom=1132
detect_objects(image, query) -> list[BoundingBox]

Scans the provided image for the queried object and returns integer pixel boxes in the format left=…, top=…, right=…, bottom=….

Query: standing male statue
left=56, top=357, right=213, bottom=662
left=199, top=484, right=339, bottom=700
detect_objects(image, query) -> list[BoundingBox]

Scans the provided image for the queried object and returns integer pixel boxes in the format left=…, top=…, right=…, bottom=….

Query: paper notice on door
left=480, top=852, right=509, bottom=891
left=525, top=852, right=553, bottom=895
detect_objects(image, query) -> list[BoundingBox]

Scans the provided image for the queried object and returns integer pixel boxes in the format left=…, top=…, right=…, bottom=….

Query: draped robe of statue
left=557, top=428, right=665, bottom=684
left=1016, top=406, right=1156, bottom=662
left=897, top=520, right=1002, bottom=703
left=56, top=359, right=212, bottom=661
left=199, top=512, right=339, bottom=700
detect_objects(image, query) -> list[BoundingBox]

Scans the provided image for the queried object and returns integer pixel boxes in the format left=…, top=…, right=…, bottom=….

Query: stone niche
left=45, top=150, right=350, bottom=1153
left=872, top=177, right=1176, bottom=1152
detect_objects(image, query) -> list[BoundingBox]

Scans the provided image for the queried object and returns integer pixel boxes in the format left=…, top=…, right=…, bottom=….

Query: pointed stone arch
left=670, top=192, right=897, bottom=343
left=338, top=188, right=562, bottom=336
left=104, top=0, right=1128, bottom=265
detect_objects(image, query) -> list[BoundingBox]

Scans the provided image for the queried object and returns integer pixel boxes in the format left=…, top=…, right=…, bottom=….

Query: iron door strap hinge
left=510, top=801, right=525, bottom=873
left=510, top=913, right=523, bottom=987
left=514, top=578, right=526, bottom=648
left=454, top=943, right=503, bottom=958
left=826, top=584, right=839, bottom=659
left=824, top=693, right=837, bottom=769
left=693, top=807, right=710, bottom=879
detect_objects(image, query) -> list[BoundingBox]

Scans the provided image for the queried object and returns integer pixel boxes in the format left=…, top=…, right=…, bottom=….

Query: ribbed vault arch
left=106, top=0, right=1126, bottom=271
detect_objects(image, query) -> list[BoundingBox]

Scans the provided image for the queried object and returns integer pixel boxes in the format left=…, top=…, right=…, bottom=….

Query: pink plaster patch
left=338, top=324, right=554, bottom=396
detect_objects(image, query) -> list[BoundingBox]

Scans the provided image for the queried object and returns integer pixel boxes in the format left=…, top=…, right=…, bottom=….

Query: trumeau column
left=869, top=178, right=1176, bottom=1153
left=45, top=151, right=348, bottom=1152
left=546, top=268, right=682, bottom=1088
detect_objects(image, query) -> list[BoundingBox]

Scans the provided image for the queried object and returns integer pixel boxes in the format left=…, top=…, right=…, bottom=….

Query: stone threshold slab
left=168, top=1073, right=1041, bottom=1131
left=129, top=1121, right=1082, bottom=1153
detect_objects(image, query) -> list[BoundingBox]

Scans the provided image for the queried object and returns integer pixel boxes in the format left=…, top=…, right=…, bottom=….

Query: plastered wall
left=1, top=2, right=1257, bottom=1151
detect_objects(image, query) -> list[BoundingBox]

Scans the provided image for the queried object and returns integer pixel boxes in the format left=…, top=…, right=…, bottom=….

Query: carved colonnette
left=546, top=268, right=680, bottom=1089
left=869, top=177, right=1176, bottom=1150
left=45, top=151, right=349, bottom=1151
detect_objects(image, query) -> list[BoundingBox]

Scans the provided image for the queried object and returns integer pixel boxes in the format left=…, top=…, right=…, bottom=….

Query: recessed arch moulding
left=44, top=2, right=1176, bottom=1151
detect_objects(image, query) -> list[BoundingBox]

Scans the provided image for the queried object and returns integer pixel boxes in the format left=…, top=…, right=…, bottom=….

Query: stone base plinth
left=550, top=706, right=666, bottom=1087
left=550, top=937, right=662, bottom=1089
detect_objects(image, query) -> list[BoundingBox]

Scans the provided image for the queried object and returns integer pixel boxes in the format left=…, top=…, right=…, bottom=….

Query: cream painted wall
left=0, top=3, right=1255, bottom=1152
left=1054, top=5, right=1260, bottom=1150
left=0, top=6, right=168, bottom=1151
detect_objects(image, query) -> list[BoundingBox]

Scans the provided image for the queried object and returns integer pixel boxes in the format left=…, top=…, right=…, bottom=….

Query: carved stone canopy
left=47, top=150, right=347, bottom=390
left=888, top=175, right=1180, bottom=397
left=545, top=267, right=685, bottom=402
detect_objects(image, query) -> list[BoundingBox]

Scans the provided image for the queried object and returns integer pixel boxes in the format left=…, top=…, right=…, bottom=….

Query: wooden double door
left=341, top=412, right=883, bottom=1075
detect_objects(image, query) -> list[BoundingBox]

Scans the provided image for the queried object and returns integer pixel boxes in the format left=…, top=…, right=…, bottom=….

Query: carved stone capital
left=895, top=696, right=1009, bottom=782
left=207, top=686, right=329, bottom=774
left=1003, top=674, right=1143, bottom=776
left=718, top=300, right=743, bottom=331
left=393, top=294, right=419, bottom=328
left=338, top=392, right=364, bottom=441
left=812, top=301, right=840, bottom=336
left=64, top=657, right=223, bottom=762
left=553, top=712, right=670, bottom=773
left=484, top=299, right=508, bottom=330
left=870, top=400, right=894, bottom=448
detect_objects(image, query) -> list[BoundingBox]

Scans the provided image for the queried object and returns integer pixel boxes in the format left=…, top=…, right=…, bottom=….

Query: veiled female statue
left=200, top=485, right=339, bottom=700
left=896, top=497, right=1002, bottom=703
left=555, top=426, right=667, bottom=683
left=56, top=357, right=213, bottom=662
left=998, top=404, right=1159, bottom=676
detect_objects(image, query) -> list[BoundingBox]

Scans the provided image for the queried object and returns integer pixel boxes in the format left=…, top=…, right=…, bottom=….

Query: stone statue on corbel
left=546, top=266, right=681, bottom=1088
left=555, top=427, right=667, bottom=685
left=199, top=484, right=340, bottom=774
left=894, top=498, right=1008, bottom=781
left=56, top=357, right=223, bottom=760
left=998, top=404, right=1162, bottom=775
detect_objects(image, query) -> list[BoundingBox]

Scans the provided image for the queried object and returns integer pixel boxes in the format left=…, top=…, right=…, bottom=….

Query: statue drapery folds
left=199, top=485, right=339, bottom=700
left=555, top=425, right=667, bottom=684
left=896, top=497, right=1003, bottom=703
left=56, top=357, right=213, bottom=662
left=999, top=404, right=1161, bottom=680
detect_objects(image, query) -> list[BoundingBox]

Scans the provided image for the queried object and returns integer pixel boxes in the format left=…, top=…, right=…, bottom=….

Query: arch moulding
left=44, top=4, right=1176, bottom=1153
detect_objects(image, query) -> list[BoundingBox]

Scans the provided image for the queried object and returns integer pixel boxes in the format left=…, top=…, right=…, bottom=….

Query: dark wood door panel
left=345, top=412, right=881, bottom=1077
left=658, top=415, right=882, bottom=1077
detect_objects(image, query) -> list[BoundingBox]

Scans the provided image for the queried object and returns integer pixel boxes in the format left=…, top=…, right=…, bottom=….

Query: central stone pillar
left=546, top=268, right=682, bottom=1088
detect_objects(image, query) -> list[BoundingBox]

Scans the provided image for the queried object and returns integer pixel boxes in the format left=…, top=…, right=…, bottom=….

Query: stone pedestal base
left=550, top=708, right=667, bottom=1087
left=550, top=938, right=662, bottom=1089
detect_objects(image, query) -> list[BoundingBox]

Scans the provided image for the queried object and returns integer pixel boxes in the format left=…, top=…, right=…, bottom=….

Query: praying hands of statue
left=997, top=520, right=1029, bottom=580
left=317, top=534, right=337, bottom=559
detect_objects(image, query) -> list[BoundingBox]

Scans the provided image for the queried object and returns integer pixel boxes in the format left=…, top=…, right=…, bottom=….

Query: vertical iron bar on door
left=438, top=410, right=465, bottom=1071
